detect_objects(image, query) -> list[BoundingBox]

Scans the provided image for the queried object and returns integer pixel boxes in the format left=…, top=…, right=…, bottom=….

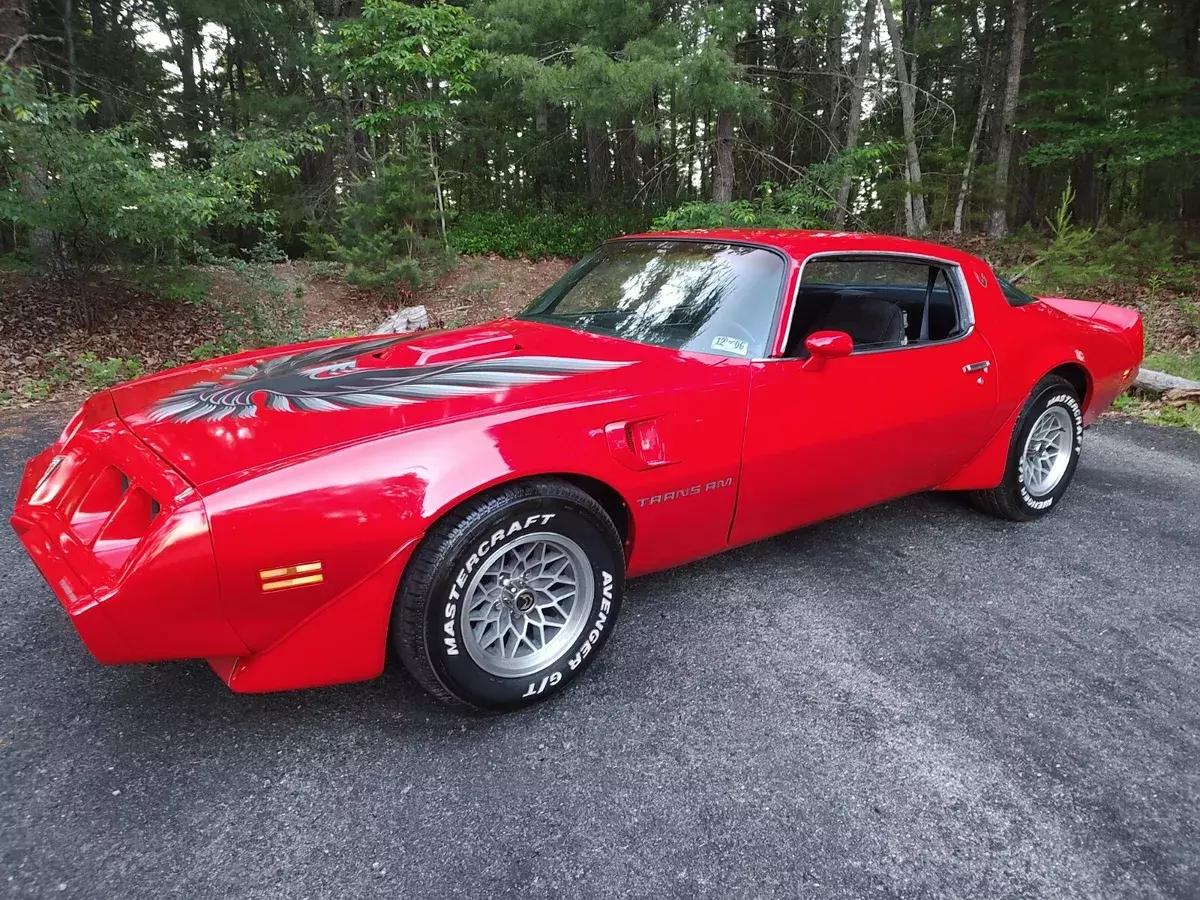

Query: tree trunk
left=686, top=114, right=698, bottom=200
left=1179, top=0, right=1200, bottom=217
left=712, top=110, right=734, bottom=203
left=953, top=81, right=991, bottom=233
left=737, top=12, right=765, bottom=196
left=226, top=41, right=237, bottom=130
left=881, top=0, right=926, bottom=233
left=587, top=124, right=610, bottom=205
left=1072, top=152, right=1100, bottom=226
left=836, top=0, right=877, bottom=227
left=617, top=117, right=640, bottom=200
left=825, top=0, right=846, bottom=138
left=989, top=0, right=1030, bottom=238
left=63, top=0, right=77, bottom=96
left=177, top=16, right=202, bottom=156
left=428, top=135, right=447, bottom=249
left=771, top=0, right=797, bottom=175
left=0, top=0, right=29, bottom=64
left=534, top=102, right=550, bottom=207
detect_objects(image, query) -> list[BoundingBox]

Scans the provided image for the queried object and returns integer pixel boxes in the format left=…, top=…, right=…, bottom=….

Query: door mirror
left=802, top=330, right=854, bottom=371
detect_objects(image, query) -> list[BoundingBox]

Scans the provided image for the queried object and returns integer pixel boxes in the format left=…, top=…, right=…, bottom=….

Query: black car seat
left=805, top=292, right=906, bottom=351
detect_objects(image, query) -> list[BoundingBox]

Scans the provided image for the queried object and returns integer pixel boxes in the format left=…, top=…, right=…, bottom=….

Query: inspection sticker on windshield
left=711, top=336, right=749, bottom=356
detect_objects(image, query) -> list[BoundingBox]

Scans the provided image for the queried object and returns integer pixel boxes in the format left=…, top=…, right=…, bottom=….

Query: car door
left=729, top=257, right=999, bottom=548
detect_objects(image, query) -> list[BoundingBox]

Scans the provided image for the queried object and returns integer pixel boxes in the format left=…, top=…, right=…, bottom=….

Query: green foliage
left=325, top=0, right=481, bottom=135
left=0, top=67, right=320, bottom=281
left=1110, top=389, right=1200, bottom=434
left=331, top=141, right=442, bottom=290
left=315, top=1, right=483, bottom=289
left=308, top=260, right=343, bottom=279
left=128, top=268, right=212, bottom=305
left=163, top=275, right=211, bottom=306
left=17, top=352, right=77, bottom=402
left=22, top=380, right=52, bottom=401
left=449, top=209, right=652, bottom=259
left=653, top=181, right=832, bottom=231
left=0, top=249, right=41, bottom=273
left=75, top=352, right=143, bottom=389
left=1021, top=181, right=1113, bottom=293
left=189, top=341, right=222, bottom=362
left=0, top=80, right=215, bottom=273
left=1153, top=402, right=1200, bottom=433
left=43, top=352, right=73, bottom=390
left=337, top=232, right=424, bottom=291
left=208, top=261, right=305, bottom=350
left=653, top=145, right=897, bottom=231
left=1173, top=299, right=1200, bottom=339
left=1020, top=2, right=1200, bottom=168
left=1101, top=224, right=1177, bottom=277
left=1110, top=392, right=1139, bottom=414
left=1144, top=352, right=1200, bottom=382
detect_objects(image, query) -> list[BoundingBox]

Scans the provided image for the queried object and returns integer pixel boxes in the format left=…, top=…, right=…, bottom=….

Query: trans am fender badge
left=147, top=337, right=634, bottom=422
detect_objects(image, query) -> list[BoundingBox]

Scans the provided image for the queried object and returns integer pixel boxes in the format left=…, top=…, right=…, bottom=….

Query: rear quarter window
left=997, top=276, right=1038, bottom=307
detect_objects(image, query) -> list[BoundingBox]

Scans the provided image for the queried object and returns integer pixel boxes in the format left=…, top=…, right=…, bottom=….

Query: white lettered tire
left=392, top=480, right=625, bottom=710
left=972, top=375, right=1084, bottom=521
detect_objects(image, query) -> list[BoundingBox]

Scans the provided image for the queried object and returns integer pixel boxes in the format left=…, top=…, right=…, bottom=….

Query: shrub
left=448, top=208, right=653, bottom=259
left=76, top=352, right=142, bottom=389
left=128, top=267, right=212, bottom=305
left=652, top=145, right=898, bottom=233
left=1021, top=181, right=1113, bottom=293
left=208, top=260, right=305, bottom=350
left=329, top=143, right=445, bottom=292
left=0, top=67, right=322, bottom=290
left=1100, top=223, right=1176, bottom=276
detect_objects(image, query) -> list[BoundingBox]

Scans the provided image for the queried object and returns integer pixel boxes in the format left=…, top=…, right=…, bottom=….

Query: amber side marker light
left=259, top=562, right=324, bottom=592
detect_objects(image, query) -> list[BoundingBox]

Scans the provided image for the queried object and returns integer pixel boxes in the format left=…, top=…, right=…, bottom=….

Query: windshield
left=518, top=240, right=787, bottom=358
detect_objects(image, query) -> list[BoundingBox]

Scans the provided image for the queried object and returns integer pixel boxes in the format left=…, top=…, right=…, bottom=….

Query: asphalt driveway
left=2, top=412, right=1198, bottom=900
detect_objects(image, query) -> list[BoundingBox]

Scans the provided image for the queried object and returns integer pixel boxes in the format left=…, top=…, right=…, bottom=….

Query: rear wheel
left=392, top=479, right=625, bottom=710
left=971, top=375, right=1084, bottom=521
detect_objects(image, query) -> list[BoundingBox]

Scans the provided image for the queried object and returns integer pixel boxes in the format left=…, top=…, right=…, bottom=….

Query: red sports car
left=11, top=230, right=1143, bottom=709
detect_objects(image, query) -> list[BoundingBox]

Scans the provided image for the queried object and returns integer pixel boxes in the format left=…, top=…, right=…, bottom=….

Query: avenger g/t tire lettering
left=972, top=374, right=1084, bottom=522
left=392, top=479, right=625, bottom=710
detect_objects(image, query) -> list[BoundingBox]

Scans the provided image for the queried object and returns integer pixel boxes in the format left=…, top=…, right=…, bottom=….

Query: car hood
left=111, top=319, right=715, bottom=489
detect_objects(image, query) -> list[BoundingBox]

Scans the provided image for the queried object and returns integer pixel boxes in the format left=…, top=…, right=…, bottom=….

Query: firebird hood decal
left=146, top=337, right=634, bottom=422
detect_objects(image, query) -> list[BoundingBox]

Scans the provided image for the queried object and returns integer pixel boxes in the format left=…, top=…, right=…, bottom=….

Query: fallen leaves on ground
left=0, top=256, right=573, bottom=412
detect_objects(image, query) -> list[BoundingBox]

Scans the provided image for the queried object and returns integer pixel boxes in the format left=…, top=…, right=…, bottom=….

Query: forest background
left=2, top=0, right=1198, bottom=425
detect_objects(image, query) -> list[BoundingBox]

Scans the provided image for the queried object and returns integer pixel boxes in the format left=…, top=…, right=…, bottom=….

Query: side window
left=788, top=256, right=964, bottom=355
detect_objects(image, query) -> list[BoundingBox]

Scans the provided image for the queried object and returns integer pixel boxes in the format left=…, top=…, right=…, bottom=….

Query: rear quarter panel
left=939, top=266, right=1141, bottom=491
left=979, top=283, right=1139, bottom=425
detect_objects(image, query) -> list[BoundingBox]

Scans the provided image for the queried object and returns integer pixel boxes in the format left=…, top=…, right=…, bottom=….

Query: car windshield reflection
left=518, top=240, right=786, bottom=358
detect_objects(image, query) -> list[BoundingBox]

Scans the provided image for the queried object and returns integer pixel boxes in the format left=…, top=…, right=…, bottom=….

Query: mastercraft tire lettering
left=971, top=375, right=1084, bottom=522
left=392, top=480, right=625, bottom=710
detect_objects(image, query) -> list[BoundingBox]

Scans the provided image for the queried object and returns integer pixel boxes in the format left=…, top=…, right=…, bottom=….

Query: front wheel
left=392, top=480, right=625, bottom=710
left=971, top=375, right=1084, bottom=521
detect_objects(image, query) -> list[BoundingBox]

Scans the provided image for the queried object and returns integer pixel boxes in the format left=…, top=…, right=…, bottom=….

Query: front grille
left=61, top=461, right=163, bottom=571
left=34, top=433, right=170, bottom=575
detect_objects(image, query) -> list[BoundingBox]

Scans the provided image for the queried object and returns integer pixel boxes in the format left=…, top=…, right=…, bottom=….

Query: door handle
left=963, top=360, right=991, bottom=373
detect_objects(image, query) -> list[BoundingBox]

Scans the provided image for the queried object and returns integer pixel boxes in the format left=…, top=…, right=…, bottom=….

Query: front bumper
left=11, top=405, right=248, bottom=665
left=11, top=509, right=130, bottom=663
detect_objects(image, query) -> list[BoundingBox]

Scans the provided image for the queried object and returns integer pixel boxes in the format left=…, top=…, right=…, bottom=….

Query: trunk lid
left=1039, top=296, right=1144, bottom=356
